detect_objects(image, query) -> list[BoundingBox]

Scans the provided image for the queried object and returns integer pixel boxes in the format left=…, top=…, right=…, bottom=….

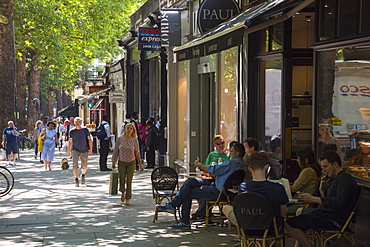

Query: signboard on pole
left=161, top=11, right=182, bottom=46
left=109, top=91, right=126, bottom=103
left=138, top=27, right=162, bottom=51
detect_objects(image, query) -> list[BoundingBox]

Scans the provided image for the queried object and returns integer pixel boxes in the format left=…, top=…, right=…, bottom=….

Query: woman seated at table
left=291, top=148, right=321, bottom=195
left=288, top=148, right=321, bottom=214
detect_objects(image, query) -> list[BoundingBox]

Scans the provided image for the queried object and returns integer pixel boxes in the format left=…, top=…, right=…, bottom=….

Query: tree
left=0, top=0, right=16, bottom=130
left=11, top=0, right=145, bottom=130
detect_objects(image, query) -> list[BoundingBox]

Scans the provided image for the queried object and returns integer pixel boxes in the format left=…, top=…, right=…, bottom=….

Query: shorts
left=6, top=142, right=18, bottom=154
left=286, top=209, right=336, bottom=231
left=72, top=150, right=89, bottom=169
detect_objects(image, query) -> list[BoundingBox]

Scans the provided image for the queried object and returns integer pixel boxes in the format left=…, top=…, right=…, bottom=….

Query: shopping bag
left=109, top=170, right=119, bottom=195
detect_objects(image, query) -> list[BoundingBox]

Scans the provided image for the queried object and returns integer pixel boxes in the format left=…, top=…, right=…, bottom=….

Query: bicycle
left=0, top=166, right=14, bottom=196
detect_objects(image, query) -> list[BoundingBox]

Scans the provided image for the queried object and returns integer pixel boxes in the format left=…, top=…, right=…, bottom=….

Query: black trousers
left=99, top=140, right=110, bottom=171
left=146, top=149, right=155, bottom=168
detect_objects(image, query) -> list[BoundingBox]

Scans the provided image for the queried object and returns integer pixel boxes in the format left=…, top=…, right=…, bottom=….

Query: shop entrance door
left=198, top=72, right=216, bottom=162
left=282, top=58, right=313, bottom=181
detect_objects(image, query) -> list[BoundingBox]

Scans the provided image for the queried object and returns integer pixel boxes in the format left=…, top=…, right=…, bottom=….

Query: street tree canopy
left=14, top=0, right=144, bottom=87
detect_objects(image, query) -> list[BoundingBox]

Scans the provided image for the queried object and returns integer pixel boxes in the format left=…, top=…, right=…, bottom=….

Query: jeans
left=171, top=177, right=220, bottom=223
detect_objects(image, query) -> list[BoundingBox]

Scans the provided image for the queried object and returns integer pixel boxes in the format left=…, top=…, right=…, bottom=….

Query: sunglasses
left=215, top=141, right=225, bottom=145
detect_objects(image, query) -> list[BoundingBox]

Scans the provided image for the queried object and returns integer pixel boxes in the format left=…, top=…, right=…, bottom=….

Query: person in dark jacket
left=145, top=120, right=158, bottom=169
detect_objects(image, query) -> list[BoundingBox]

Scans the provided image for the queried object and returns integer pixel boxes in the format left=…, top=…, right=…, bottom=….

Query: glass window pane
left=292, top=129, right=312, bottom=158
left=219, top=47, right=238, bottom=143
left=320, top=0, right=336, bottom=40
left=177, top=61, right=187, bottom=160
left=271, top=22, right=283, bottom=51
left=338, top=0, right=358, bottom=37
left=318, top=47, right=370, bottom=179
left=265, top=59, right=282, bottom=143
left=360, top=0, right=370, bottom=33
left=292, top=13, right=315, bottom=48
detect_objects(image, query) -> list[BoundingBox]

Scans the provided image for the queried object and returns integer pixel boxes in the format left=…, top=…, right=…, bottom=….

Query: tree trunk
left=0, top=0, right=16, bottom=130
left=27, top=49, right=41, bottom=129
left=55, top=88, right=62, bottom=113
left=62, top=90, right=72, bottom=107
left=16, top=51, right=27, bottom=129
left=47, top=88, right=54, bottom=118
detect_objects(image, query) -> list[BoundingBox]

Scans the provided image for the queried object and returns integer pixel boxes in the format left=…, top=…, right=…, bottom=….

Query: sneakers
left=75, top=179, right=79, bottom=187
left=81, top=175, right=85, bottom=185
left=190, top=213, right=205, bottom=221
left=169, top=221, right=191, bottom=229
left=156, top=202, right=176, bottom=214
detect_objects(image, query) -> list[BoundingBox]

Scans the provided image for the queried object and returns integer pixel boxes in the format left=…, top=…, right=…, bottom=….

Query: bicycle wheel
left=0, top=166, right=14, bottom=194
left=0, top=171, right=10, bottom=196
left=25, top=139, right=33, bottom=149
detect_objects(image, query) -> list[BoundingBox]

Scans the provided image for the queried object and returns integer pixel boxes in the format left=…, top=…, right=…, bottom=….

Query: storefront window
left=219, top=47, right=238, bottom=144
left=318, top=46, right=370, bottom=179
left=263, top=59, right=282, bottom=148
left=177, top=61, right=187, bottom=160
left=292, top=13, right=315, bottom=48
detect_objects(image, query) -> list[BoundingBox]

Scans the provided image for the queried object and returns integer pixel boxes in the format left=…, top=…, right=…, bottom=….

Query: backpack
left=96, top=122, right=107, bottom=140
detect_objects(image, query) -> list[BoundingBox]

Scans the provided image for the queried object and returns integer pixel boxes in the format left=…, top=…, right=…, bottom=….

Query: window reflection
left=318, top=46, right=370, bottom=178
left=219, top=47, right=238, bottom=144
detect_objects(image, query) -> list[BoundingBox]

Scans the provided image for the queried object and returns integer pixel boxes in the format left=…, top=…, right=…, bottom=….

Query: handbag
left=109, top=170, right=119, bottom=195
left=37, top=134, right=44, bottom=152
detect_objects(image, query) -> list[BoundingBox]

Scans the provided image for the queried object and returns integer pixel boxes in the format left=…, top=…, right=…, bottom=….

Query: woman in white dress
left=41, top=121, right=58, bottom=171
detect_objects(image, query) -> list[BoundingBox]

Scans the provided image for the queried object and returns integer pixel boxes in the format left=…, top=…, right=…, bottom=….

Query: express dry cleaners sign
left=198, top=0, right=240, bottom=34
left=138, top=27, right=162, bottom=51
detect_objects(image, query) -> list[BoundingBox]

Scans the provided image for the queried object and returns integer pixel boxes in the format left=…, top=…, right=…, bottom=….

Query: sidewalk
left=0, top=148, right=240, bottom=246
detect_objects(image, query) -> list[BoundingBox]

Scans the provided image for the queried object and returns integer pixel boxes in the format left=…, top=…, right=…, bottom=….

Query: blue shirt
left=3, top=127, right=19, bottom=143
left=207, top=157, right=246, bottom=191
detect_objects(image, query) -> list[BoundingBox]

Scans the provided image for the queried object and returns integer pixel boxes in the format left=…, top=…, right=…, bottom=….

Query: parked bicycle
left=0, top=166, right=14, bottom=197
left=17, top=129, right=33, bottom=150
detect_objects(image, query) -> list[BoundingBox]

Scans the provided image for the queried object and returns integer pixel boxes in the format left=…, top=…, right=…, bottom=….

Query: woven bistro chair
left=233, top=192, right=284, bottom=247
left=204, top=169, right=246, bottom=230
left=151, top=166, right=179, bottom=223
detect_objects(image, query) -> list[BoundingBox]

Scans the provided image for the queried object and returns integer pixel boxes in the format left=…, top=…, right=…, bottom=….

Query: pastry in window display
left=343, top=146, right=370, bottom=178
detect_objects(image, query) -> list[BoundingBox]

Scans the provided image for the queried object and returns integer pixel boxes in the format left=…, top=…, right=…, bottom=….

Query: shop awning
left=174, top=0, right=314, bottom=61
left=77, top=87, right=111, bottom=104
left=91, top=98, right=104, bottom=110
left=58, top=105, right=78, bottom=117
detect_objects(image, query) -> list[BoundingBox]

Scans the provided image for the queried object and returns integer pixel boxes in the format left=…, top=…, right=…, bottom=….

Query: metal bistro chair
left=204, top=169, right=246, bottom=230
left=233, top=192, right=283, bottom=247
left=312, top=185, right=363, bottom=247
left=151, top=166, right=179, bottom=223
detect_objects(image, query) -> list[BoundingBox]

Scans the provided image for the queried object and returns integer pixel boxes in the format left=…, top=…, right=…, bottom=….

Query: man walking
left=2, top=121, right=19, bottom=166
left=67, top=117, right=93, bottom=187
left=98, top=115, right=112, bottom=171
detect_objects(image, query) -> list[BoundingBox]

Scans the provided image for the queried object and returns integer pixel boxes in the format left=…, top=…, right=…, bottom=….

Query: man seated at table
left=222, top=151, right=288, bottom=228
left=190, top=134, right=230, bottom=220
left=156, top=141, right=247, bottom=229
left=285, top=150, right=360, bottom=247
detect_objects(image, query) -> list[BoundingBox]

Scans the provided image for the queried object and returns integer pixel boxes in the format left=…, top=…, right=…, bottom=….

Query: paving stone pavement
left=0, top=148, right=242, bottom=247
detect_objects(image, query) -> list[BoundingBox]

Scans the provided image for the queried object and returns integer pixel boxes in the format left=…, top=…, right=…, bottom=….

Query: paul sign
left=198, top=0, right=240, bottom=34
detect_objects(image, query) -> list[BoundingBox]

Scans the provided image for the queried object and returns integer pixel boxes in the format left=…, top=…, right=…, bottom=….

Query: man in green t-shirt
left=204, top=135, right=230, bottom=165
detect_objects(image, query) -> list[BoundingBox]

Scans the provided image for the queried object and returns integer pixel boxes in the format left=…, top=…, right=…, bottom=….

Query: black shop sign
left=138, top=27, right=162, bottom=51
left=198, top=0, right=240, bottom=34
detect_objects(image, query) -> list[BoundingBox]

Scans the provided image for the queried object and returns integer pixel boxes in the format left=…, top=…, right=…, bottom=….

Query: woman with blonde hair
left=112, top=123, right=144, bottom=205
left=32, top=120, right=42, bottom=159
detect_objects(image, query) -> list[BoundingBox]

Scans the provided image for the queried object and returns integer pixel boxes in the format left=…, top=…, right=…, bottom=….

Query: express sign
left=138, top=27, right=162, bottom=51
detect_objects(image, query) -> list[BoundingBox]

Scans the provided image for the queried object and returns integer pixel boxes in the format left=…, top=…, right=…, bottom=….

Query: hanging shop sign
left=161, top=11, right=182, bottom=46
left=109, top=91, right=126, bottom=103
left=198, top=0, right=240, bottom=34
left=138, top=27, right=162, bottom=51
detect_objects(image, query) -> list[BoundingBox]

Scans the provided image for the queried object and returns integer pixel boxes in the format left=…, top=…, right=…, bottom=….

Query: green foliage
left=13, top=0, right=145, bottom=91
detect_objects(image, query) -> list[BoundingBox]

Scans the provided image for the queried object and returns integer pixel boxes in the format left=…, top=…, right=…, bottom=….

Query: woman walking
left=41, top=121, right=58, bottom=171
left=32, top=120, right=42, bottom=159
left=112, top=123, right=144, bottom=205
